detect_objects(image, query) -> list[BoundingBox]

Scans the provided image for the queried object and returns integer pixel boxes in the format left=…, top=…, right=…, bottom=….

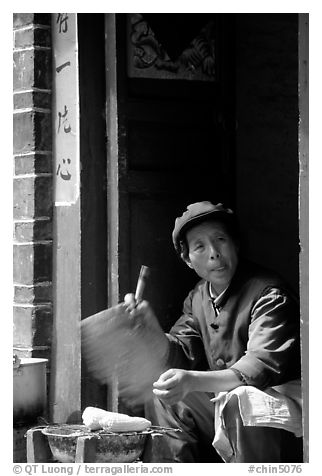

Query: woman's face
left=185, top=220, right=239, bottom=294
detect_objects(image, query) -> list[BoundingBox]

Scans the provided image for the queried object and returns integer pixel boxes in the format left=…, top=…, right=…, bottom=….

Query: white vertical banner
left=52, top=13, right=80, bottom=206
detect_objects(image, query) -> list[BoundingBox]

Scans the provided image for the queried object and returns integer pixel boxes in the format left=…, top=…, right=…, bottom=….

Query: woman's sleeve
left=231, top=287, right=301, bottom=388
left=165, top=290, right=209, bottom=371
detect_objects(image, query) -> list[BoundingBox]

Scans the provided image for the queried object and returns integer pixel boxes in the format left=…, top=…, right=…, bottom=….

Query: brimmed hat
left=172, top=201, right=234, bottom=254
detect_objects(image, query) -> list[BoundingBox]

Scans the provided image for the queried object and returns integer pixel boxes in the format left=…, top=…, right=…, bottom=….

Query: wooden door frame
left=105, top=13, right=122, bottom=412
left=105, top=13, right=120, bottom=311
left=298, top=13, right=309, bottom=463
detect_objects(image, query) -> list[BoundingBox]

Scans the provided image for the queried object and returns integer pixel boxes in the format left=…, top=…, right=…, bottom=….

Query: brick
left=34, top=177, right=53, bottom=217
left=13, top=306, right=33, bottom=347
left=14, top=91, right=52, bottom=110
left=14, top=283, right=52, bottom=305
left=13, top=50, right=34, bottom=90
left=13, top=176, right=53, bottom=219
left=13, top=111, right=52, bottom=154
left=13, top=49, right=52, bottom=91
left=13, top=13, right=51, bottom=28
left=32, top=306, right=53, bottom=347
left=14, top=220, right=52, bottom=242
left=13, top=305, right=53, bottom=348
left=34, top=244, right=52, bottom=283
left=34, top=90, right=52, bottom=110
left=34, top=49, right=52, bottom=89
left=34, top=111, right=52, bottom=150
left=13, top=177, right=35, bottom=219
left=34, top=13, right=52, bottom=26
left=32, top=348, right=51, bottom=362
left=14, top=153, right=53, bottom=175
left=13, top=111, right=34, bottom=153
left=13, top=13, right=35, bottom=28
left=13, top=243, right=52, bottom=285
left=14, top=27, right=51, bottom=48
left=13, top=347, right=51, bottom=361
left=13, top=348, right=32, bottom=358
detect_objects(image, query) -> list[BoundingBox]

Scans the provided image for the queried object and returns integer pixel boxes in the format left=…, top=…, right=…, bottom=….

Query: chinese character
left=58, top=105, right=71, bottom=134
left=56, top=158, right=72, bottom=181
left=56, top=61, right=71, bottom=74
left=56, top=14, right=69, bottom=33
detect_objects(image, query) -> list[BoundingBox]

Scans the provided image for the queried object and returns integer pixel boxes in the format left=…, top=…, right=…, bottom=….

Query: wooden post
left=26, top=428, right=53, bottom=463
left=49, top=13, right=82, bottom=423
left=75, top=436, right=97, bottom=463
left=105, top=13, right=120, bottom=413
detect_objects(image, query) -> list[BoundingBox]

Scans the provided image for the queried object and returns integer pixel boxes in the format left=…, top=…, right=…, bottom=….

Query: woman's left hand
left=152, top=368, right=193, bottom=404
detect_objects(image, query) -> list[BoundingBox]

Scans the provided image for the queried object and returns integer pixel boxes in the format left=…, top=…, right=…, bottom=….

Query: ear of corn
left=82, top=406, right=151, bottom=432
left=82, top=406, right=111, bottom=430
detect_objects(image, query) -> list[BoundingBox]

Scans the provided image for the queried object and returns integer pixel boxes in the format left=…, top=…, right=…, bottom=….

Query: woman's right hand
left=123, top=294, right=170, bottom=363
left=124, top=293, right=137, bottom=312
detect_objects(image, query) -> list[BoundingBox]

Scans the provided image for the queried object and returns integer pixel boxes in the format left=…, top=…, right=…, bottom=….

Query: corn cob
left=82, top=407, right=110, bottom=430
left=82, top=406, right=151, bottom=432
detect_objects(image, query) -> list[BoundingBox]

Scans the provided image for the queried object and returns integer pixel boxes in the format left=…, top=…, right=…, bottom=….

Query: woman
left=124, top=201, right=302, bottom=463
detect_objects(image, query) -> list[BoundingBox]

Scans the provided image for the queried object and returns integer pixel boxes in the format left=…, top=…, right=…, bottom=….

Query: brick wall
left=13, top=13, right=53, bottom=362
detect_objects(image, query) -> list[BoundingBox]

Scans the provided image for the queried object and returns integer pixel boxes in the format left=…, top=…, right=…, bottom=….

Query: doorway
left=80, top=13, right=236, bottom=410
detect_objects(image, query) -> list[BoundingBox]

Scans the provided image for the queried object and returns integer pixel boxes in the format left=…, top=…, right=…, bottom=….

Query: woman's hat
left=172, top=201, right=234, bottom=253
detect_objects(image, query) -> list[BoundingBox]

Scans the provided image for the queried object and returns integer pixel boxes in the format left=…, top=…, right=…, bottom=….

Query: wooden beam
left=50, top=204, right=81, bottom=423
left=49, top=13, right=82, bottom=423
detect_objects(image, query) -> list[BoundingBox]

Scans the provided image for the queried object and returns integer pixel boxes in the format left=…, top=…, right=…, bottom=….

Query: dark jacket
left=166, top=260, right=301, bottom=389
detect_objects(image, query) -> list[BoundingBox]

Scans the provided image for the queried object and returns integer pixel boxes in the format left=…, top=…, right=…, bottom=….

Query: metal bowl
left=41, top=424, right=147, bottom=463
